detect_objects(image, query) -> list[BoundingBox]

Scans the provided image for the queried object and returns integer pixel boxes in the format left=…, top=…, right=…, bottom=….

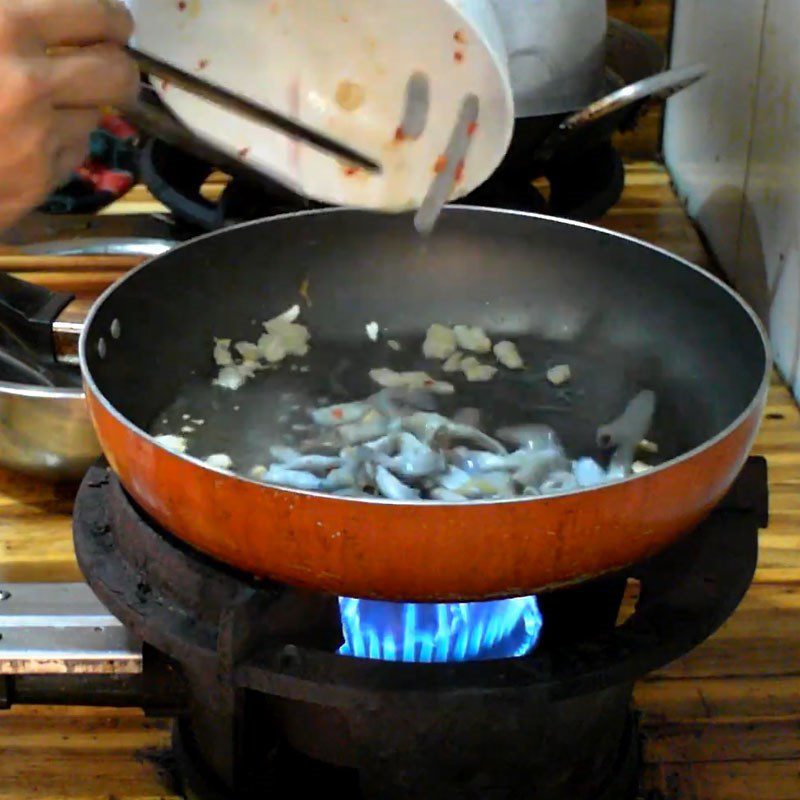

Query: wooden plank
left=643, top=719, right=800, bottom=764
left=0, top=707, right=176, bottom=799
left=636, top=675, right=800, bottom=722
left=652, top=585, right=800, bottom=680
left=643, top=761, right=800, bottom=800
left=609, top=0, right=674, bottom=46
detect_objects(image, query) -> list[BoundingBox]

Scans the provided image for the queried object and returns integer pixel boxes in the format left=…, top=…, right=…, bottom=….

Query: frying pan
left=0, top=208, right=769, bottom=601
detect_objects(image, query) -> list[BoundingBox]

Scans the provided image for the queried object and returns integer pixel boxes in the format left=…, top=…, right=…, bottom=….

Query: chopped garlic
left=181, top=425, right=195, bottom=433
left=547, top=364, right=571, bottom=386
left=387, top=339, right=402, bottom=351
left=366, top=321, right=380, bottom=341
left=461, top=356, right=497, bottom=383
left=442, top=351, right=464, bottom=373
left=213, top=365, right=249, bottom=390
left=258, top=319, right=310, bottom=362
left=267, top=304, right=300, bottom=325
left=250, top=465, right=267, bottom=479
left=638, top=439, right=659, bottom=455
left=453, top=325, right=492, bottom=354
left=213, top=338, right=233, bottom=366
left=369, top=368, right=454, bottom=394
left=493, top=340, right=524, bottom=370
left=257, top=333, right=287, bottom=362
left=423, top=323, right=457, bottom=359
left=206, top=453, right=233, bottom=470
left=154, top=434, right=187, bottom=453
left=253, top=305, right=311, bottom=364
left=632, top=461, right=652, bottom=474
left=235, top=341, right=262, bottom=362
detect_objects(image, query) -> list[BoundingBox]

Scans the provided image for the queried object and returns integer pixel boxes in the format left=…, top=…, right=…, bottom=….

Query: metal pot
left=0, top=239, right=174, bottom=480
left=490, top=0, right=608, bottom=117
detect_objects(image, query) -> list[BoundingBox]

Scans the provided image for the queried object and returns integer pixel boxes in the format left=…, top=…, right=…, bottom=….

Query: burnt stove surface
left=64, top=459, right=766, bottom=800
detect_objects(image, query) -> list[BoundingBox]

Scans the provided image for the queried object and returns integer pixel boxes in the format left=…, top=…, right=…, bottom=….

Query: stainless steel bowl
left=0, top=238, right=175, bottom=481
left=0, top=381, right=98, bottom=481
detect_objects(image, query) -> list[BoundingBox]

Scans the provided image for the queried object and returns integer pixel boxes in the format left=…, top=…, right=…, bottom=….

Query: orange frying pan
left=3, top=209, right=770, bottom=600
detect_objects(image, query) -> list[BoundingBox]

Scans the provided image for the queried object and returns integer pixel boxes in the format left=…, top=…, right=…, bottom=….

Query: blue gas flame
left=338, top=596, right=542, bottom=663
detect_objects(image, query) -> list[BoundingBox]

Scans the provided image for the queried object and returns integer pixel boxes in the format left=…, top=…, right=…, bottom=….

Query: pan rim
left=80, top=205, right=773, bottom=506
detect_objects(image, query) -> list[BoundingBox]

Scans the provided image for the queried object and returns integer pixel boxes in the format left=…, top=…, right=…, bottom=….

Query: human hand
left=0, top=0, right=138, bottom=231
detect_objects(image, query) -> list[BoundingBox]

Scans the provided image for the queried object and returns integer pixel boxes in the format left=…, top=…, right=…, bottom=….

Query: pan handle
left=0, top=238, right=177, bottom=364
left=0, top=271, right=75, bottom=364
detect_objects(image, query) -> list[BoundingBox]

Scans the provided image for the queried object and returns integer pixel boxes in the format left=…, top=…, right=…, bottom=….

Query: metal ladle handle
left=559, top=62, right=708, bottom=134
left=535, top=63, right=708, bottom=162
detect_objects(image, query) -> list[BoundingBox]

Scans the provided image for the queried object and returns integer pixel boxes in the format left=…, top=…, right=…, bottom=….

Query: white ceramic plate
left=125, top=0, right=514, bottom=211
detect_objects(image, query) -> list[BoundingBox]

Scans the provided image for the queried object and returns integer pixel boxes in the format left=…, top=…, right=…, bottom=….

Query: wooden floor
left=0, top=162, right=798, bottom=799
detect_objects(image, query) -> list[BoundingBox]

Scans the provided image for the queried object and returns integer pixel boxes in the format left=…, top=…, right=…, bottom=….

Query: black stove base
left=69, top=460, right=765, bottom=800
left=172, top=712, right=641, bottom=800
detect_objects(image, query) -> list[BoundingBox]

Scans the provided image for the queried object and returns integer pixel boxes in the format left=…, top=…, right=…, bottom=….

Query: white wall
left=664, top=0, right=800, bottom=401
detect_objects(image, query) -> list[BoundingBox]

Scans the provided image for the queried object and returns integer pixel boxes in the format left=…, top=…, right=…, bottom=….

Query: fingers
left=51, top=109, right=100, bottom=184
left=48, top=43, right=139, bottom=109
left=12, top=0, right=133, bottom=47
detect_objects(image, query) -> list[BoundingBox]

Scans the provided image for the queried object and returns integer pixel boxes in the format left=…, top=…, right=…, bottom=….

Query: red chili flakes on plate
left=454, top=160, right=465, bottom=183
left=453, top=30, right=467, bottom=44
left=238, top=147, right=250, bottom=159
left=454, top=51, right=464, bottom=63
left=197, top=58, right=210, bottom=70
left=342, top=166, right=361, bottom=177
left=433, top=155, right=448, bottom=174
left=467, top=121, right=479, bottom=136
left=331, top=408, right=344, bottom=421
left=394, top=127, right=405, bottom=142
left=177, top=0, right=187, bottom=10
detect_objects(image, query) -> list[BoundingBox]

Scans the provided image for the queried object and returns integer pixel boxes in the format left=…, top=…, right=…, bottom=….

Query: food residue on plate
left=335, top=80, right=366, bottom=112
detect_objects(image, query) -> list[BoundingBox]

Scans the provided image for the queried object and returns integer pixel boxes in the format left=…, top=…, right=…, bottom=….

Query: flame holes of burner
left=338, top=596, right=543, bottom=663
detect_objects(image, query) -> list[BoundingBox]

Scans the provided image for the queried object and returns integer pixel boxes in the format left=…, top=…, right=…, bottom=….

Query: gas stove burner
left=40, top=459, right=763, bottom=799
left=338, top=594, right=543, bottom=662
